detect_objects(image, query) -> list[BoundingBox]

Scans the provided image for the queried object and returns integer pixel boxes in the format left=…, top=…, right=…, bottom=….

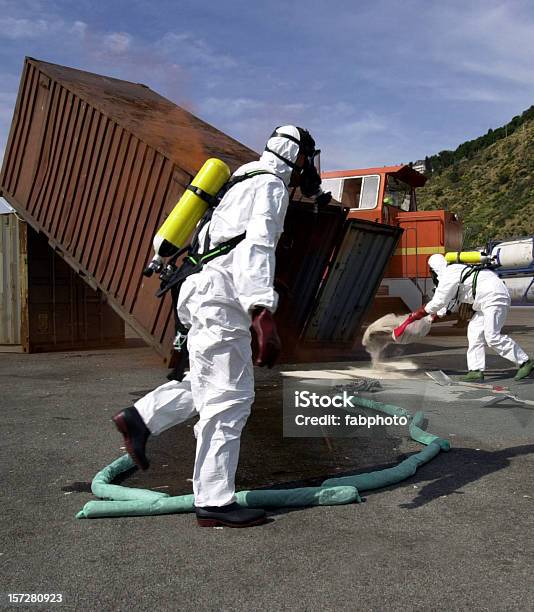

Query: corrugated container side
left=0, top=58, right=257, bottom=358
left=303, top=219, right=403, bottom=344
left=26, top=227, right=125, bottom=352
left=274, top=203, right=345, bottom=356
left=0, top=214, right=26, bottom=348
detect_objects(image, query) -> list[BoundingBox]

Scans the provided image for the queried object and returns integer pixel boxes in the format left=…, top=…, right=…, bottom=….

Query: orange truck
left=321, top=164, right=463, bottom=314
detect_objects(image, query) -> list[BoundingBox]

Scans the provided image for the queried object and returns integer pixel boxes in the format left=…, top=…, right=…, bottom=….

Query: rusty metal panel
left=274, top=203, right=345, bottom=357
left=303, top=219, right=403, bottom=344
left=0, top=214, right=27, bottom=348
left=26, top=227, right=124, bottom=352
left=0, top=58, right=256, bottom=358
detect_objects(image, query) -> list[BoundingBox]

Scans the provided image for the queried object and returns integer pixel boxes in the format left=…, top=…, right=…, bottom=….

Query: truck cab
left=322, top=165, right=463, bottom=312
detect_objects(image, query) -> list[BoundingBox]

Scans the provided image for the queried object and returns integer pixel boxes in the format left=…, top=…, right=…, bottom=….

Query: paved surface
left=1, top=308, right=534, bottom=611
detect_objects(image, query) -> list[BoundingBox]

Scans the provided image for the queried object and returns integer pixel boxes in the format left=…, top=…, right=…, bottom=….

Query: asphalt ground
left=1, top=308, right=533, bottom=611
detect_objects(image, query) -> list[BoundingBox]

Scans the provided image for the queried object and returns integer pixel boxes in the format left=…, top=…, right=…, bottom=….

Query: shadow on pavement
left=395, top=443, right=534, bottom=509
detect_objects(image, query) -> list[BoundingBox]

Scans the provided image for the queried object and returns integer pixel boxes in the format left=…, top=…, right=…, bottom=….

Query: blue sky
left=2, top=0, right=534, bottom=212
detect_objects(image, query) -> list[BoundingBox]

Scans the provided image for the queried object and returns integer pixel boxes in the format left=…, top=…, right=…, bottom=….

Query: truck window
left=359, top=175, right=379, bottom=209
left=341, top=178, right=362, bottom=208
left=321, top=175, right=380, bottom=209
left=321, top=178, right=343, bottom=201
left=384, top=175, right=412, bottom=211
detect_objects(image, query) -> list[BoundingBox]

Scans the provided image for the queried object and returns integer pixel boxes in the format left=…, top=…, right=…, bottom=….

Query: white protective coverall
left=135, top=128, right=299, bottom=507
left=425, top=254, right=528, bottom=372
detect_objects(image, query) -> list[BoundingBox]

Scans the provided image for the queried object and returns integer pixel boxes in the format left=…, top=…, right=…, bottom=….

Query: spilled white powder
left=362, top=314, right=406, bottom=366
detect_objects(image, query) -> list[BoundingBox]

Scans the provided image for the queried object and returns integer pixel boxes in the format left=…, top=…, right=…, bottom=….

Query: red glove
left=393, top=305, right=428, bottom=341
left=409, top=305, right=428, bottom=322
left=251, top=307, right=281, bottom=368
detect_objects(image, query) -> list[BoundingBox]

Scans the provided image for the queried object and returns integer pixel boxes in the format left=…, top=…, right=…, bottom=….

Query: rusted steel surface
left=0, top=215, right=122, bottom=352
left=274, top=203, right=402, bottom=360
left=26, top=227, right=125, bottom=352
left=0, top=58, right=255, bottom=357
left=0, top=214, right=26, bottom=349
left=303, top=219, right=403, bottom=345
left=274, top=202, right=345, bottom=358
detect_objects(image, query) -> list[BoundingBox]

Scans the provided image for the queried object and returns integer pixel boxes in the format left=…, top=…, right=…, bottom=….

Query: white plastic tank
left=491, top=237, right=534, bottom=270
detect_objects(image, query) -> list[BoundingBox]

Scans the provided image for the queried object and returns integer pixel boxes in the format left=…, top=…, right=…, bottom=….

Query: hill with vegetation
left=416, top=107, right=534, bottom=246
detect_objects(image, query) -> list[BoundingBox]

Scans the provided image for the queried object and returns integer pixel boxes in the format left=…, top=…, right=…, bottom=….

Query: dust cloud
left=362, top=314, right=405, bottom=366
left=358, top=314, right=419, bottom=378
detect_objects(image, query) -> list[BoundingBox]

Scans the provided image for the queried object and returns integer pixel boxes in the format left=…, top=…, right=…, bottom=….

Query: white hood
left=236, top=125, right=301, bottom=187
left=428, top=253, right=447, bottom=280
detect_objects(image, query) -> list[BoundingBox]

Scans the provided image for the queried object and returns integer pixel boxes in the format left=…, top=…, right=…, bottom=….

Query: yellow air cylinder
left=445, top=251, right=488, bottom=265
left=153, top=158, right=231, bottom=258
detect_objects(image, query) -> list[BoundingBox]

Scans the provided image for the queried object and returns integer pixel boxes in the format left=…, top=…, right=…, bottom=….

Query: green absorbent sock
left=462, top=370, right=484, bottom=382
left=515, top=359, right=534, bottom=381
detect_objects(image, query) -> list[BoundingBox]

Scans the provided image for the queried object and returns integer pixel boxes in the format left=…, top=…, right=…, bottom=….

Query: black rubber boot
left=112, top=407, right=150, bottom=470
left=195, top=502, right=267, bottom=528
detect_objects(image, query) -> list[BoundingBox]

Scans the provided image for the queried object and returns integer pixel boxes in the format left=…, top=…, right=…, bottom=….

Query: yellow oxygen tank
left=145, top=158, right=231, bottom=275
left=445, top=251, right=490, bottom=265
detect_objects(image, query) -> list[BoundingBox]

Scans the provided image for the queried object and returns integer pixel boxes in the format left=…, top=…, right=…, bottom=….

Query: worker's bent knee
left=484, top=333, right=504, bottom=348
left=195, top=404, right=251, bottom=438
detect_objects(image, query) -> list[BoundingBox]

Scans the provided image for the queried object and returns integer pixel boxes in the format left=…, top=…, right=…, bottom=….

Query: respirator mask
left=265, top=127, right=332, bottom=205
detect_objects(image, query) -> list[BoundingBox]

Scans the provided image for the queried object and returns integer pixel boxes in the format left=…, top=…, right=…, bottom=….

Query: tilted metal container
left=1, top=58, right=402, bottom=362
left=275, top=202, right=402, bottom=360
left=0, top=58, right=256, bottom=357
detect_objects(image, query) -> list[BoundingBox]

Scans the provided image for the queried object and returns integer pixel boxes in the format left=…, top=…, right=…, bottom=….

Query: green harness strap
left=456, top=265, right=481, bottom=305
left=191, top=168, right=282, bottom=266
left=157, top=170, right=282, bottom=297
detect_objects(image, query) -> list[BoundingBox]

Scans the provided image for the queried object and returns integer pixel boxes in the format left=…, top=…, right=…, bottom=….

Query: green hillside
left=417, top=113, right=534, bottom=246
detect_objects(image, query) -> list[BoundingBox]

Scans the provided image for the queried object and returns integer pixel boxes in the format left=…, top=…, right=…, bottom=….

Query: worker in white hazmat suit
left=112, top=126, right=328, bottom=527
left=403, top=253, right=533, bottom=382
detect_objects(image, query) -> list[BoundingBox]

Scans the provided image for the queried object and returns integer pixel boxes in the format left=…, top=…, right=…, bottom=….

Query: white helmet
left=428, top=253, right=447, bottom=274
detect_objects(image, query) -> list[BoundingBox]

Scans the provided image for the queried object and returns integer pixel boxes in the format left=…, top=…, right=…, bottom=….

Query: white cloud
left=0, top=92, right=17, bottom=109
left=200, top=97, right=264, bottom=118
left=71, top=20, right=88, bottom=36
left=315, top=112, right=394, bottom=169
left=155, top=32, right=237, bottom=69
left=0, top=198, right=14, bottom=213
left=102, top=32, right=133, bottom=55
left=0, top=92, right=17, bottom=165
left=428, top=2, right=534, bottom=88
left=199, top=97, right=307, bottom=121
left=0, top=16, right=57, bottom=39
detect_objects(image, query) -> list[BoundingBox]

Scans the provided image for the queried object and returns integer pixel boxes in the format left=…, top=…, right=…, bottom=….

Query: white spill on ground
left=283, top=314, right=420, bottom=381
left=282, top=313, right=517, bottom=405
left=281, top=364, right=418, bottom=381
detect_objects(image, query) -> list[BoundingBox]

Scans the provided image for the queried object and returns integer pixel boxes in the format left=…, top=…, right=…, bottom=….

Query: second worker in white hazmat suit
left=112, top=126, right=328, bottom=527
left=404, top=253, right=533, bottom=382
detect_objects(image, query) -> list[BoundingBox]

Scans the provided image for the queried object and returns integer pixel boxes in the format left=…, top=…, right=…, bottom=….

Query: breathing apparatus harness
left=447, top=254, right=499, bottom=309
left=157, top=169, right=282, bottom=296
left=153, top=169, right=283, bottom=379
left=155, top=129, right=324, bottom=379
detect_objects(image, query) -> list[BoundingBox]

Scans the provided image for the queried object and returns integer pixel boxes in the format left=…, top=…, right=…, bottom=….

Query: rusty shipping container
left=0, top=213, right=27, bottom=349
left=1, top=58, right=402, bottom=362
left=0, top=213, right=124, bottom=352
left=0, top=58, right=256, bottom=358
